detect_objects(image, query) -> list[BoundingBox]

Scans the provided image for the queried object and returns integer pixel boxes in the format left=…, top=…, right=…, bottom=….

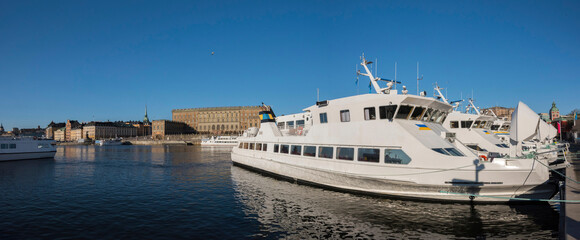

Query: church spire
left=143, top=105, right=150, bottom=124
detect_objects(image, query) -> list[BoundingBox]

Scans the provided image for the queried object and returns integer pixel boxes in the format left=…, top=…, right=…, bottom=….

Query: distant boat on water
left=0, top=137, right=57, bottom=161
left=96, top=138, right=123, bottom=146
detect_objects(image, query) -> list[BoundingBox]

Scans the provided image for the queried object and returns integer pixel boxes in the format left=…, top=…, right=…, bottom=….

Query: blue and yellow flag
left=416, top=124, right=431, bottom=130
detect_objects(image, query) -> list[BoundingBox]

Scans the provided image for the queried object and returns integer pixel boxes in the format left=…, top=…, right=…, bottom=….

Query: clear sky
left=1, top=0, right=579, bottom=130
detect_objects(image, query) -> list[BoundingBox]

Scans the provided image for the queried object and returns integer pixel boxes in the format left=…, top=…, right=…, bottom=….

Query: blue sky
left=1, top=0, right=578, bottom=129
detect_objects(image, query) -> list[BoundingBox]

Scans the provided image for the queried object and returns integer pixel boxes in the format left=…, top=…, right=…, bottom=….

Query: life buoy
left=297, top=127, right=304, bottom=135
left=479, top=155, right=488, bottom=161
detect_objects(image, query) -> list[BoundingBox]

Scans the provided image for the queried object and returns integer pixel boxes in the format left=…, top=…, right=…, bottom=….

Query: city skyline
left=1, top=0, right=579, bottom=130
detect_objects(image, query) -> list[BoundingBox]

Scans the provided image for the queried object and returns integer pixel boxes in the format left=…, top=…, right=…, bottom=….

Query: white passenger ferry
left=0, top=137, right=57, bottom=161
left=201, top=136, right=239, bottom=146
left=231, top=56, right=556, bottom=203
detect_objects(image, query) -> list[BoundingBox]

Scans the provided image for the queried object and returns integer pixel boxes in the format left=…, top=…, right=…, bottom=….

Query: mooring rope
left=533, top=151, right=580, bottom=185
left=438, top=190, right=580, bottom=203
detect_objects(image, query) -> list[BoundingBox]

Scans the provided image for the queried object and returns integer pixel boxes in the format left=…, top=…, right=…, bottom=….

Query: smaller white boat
left=201, top=136, right=239, bottom=146
left=0, top=137, right=57, bottom=161
left=96, top=138, right=123, bottom=146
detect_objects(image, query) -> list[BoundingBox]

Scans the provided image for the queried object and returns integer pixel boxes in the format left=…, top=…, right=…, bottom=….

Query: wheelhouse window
left=358, top=148, right=380, bottom=162
left=303, top=146, right=316, bottom=157
left=280, top=145, right=289, bottom=154
left=290, top=145, right=302, bottom=155
left=274, top=144, right=279, bottom=153
left=436, top=112, right=447, bottom=123
left=472, top=120, right=481, bottom=128
left=409, top=107, right=425, bottom=120
left=337, top=147, right=354, bottom=160
left=422, top=108, right=434, bottom=121
left=450, top=121, right=459, bottom=128
left=340, top=110, right=350, bottom=122
left=262, top=144, right=268, bottom=151
left=429, top=110, right=440, bottom=122
left=467, top=145, right=487, bottom=152
left=384, top=149, right=412, bottom=164
left=318, top=146, right=333, bottom=159
left=320, top=113, right=328, bottom=123
left=445, top=148, right=464, bottom=156
left=379, top=105, right=397, bottom=120
left=500, top=125, right=510, bottom=131
left=296, top=120, right=305, bottom=127
left=364, top=107, right=376, bottom=120
left=395, top=105, right=413, bottom=119
left=461, top=120, right=473, bottom=128
left=491, top=125, right=500, bottom=130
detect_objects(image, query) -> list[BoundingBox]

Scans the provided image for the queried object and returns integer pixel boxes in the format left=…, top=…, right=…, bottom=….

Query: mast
left=357, top=54, right=401, bottom=94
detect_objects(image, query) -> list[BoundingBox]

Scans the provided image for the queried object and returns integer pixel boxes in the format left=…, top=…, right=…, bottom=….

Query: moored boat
left=0, top=137, right=57, bottom=161
left=231, top=55, right=557, bottom=203
left=201, top=136, right=239, bottom=146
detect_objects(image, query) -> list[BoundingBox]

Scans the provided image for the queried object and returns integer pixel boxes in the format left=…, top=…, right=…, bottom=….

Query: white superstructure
left=231, top=55, right=556, bottom=203
left=0, top=137, right=57, bottom=161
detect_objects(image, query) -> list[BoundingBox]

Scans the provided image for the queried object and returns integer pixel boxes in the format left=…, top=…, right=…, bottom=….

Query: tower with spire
left=550, top=101, right=560, bottom=121
left=0, top=123, right=4, bottom=134
left=143, top=105, right=150, bottom=125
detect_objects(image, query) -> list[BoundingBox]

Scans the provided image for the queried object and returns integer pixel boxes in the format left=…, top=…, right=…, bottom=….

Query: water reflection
left=231, top=166, right=559, bottom=239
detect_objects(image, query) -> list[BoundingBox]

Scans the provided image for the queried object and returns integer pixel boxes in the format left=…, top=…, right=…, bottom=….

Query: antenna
left=394, top=62, right=397, bottom=90
left=416, top=62, right=423, bottom=95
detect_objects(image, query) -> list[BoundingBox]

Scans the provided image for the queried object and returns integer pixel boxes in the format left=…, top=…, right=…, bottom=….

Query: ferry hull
left=0, top=151, right=56, bottom=162
left=231, top=152, right=557, bottom=203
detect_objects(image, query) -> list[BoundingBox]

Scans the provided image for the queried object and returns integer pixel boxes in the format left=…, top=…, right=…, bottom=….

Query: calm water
left=0, top=145, right=559, bottom=239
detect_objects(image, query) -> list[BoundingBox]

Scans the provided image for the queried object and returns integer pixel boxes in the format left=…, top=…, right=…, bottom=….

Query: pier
left=563, top=143, right=580, bottom=240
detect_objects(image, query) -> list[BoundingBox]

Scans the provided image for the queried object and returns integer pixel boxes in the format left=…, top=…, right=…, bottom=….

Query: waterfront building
left=65, top=120, right=81, bottom=142
left=482, top=106, right=514, bottom=120
left=171, top=106, right=264, bottom=134
left=152, top=120, right=195, bottom=139
left=54, top=128, right=65, bottom=141
left=46, top=121, right=66, bottom=139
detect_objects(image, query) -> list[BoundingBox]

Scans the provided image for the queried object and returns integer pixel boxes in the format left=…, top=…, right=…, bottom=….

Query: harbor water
left=0, top=145, right=559, bottom=239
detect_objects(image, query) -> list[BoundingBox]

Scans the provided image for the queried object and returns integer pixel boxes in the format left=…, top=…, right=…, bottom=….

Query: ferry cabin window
left=274, top=144, right=280, bottom=153
left=461, top=121, right=473, bottom=128
left=281, top=145, right=289, bottom=154
left=277, top=122, right=286, bottom=129
left=409, top=107, right=426, bottom=120
left=358, top=148, right=380, bottom=162
left=491, top=125, right=500, bottom=130
left=262, top=144, right=268, bottom=151
left=320, top=113, right=328, bottom=124
left=445, top=148, right=464, bottom=156
left=466, top=145, right=487, bottom=152
left=379, top=105, right=397, bottom=120
left=450, top=121, right=459, bottom=128
left=9, top=144, right=15, bottom=149
left=436, top=112, right=447, bottom=123
left=318, top=146, right=333, bottom=159
left=238, top=143, right=243, bottom=148
left=421, top=108, right=433, bottom=122
left=249, top=143, right=254, bottom=150
left=500, top=125, right=510, bottom=131
left=291, top=145, right=302, bottom=155
left=296, top=120, right=305, bottom=127
left=472, top=120, right=481, bottom=128
left=384, top=149, right=412, bottom=164
left=340, top=110, right=350, bottom=122
left=256, top=143, right=262, bottom=151
left=337, top=147, right=354, bottom=160
left=243, top=143, right=249, bottom=149
left=303, top=146, right=316, bottom=157
left=364, top=107, right=376, bottom=120
left=429, top=110, right=440, bottom=122
left=431, top=148, right=448, bottom=155
left=485, top=122, right=493, bottom=129
left=287, top=121, right=295, bottom=129
left=395, top=105, right=414, bottom=119
left=0, top=144, right=7, bottom=149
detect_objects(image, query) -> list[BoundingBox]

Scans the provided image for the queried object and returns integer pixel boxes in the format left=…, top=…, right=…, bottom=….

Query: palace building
left=171, top=106, right=267, bottom=134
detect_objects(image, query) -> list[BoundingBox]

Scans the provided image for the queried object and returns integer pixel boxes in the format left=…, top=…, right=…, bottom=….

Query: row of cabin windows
left=238, top=142, right=412, bottom=164
left=449, top=120, right=494, bottom=129
left=490, top=124, right=510, bottom=131
left=319, top=105, right=447, bottom=124
left=277, top=120, right=306, bottom=130
left=0, top=143, right=16, bottom=149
